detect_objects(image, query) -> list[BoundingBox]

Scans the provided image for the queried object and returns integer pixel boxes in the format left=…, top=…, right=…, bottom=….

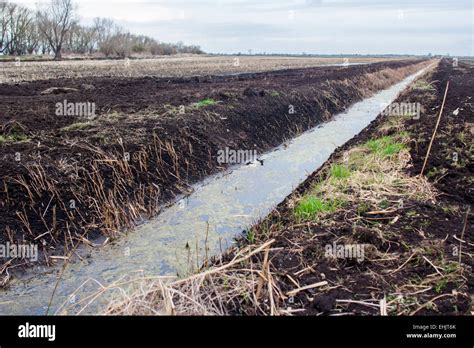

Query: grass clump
left=356, top=202, right=371, bottom=216
left=365, top=136, right=406, bottom=157
left=61, top=122, right=93, bottom=132
left=194, top=98, right=217, bottom=108
left=411, top=79, right=436, bottom=92
left=0, top=133, right=29, bottom=144
left=329, top=164, right=351, bottom=179
left=245, top=229, right=256, bottom=243
left=295, top=196, right=342, bottom=220
left=383, top=143, right=405, bottom=156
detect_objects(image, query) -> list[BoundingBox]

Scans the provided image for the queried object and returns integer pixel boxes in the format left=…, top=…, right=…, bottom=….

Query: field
left=1, top=56, right=472, bottom=318
left=0, top=0, right=472, bottom=345
left=0, top=57, right=429, bottom=286
left=105, top=59, right=473, bottom=316
left=0, top=55, right=401, bottom=83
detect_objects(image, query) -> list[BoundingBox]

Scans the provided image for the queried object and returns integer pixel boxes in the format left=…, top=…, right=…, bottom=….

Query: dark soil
left=227, top=59, right=473, bottom=316
left=0, top=59, right=428, bottom=284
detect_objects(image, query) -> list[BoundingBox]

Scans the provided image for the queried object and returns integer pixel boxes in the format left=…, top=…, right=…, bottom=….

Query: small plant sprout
left=245, top=229, right=256, bottom=243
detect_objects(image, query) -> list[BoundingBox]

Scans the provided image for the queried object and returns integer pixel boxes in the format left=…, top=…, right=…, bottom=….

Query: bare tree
left=64, top=23, right=92, bottom=54
left=1, top=2, right=203, bottom=58
left=0, top=1, right=11, bottom=53
left=37, top=0, right=76, bottom=59
left=4, top=4, right=36, bottom=55
left=0, top=3, right=7, bottom=53
left=93, top=17, right=113, bottom=44
left=23, top=18, right=40, bottom=54
left=83, top=26, right=98, bottom=54
left=94, top=17, right=117, bottom=57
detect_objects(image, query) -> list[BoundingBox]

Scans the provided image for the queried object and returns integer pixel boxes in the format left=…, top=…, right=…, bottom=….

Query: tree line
left=0, top=0, right=203, bottom=59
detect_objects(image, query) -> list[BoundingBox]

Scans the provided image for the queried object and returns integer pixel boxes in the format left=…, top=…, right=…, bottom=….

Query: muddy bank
left=105, top=59, right=472, bottom=315
left=0, top=59, right=429, bottom=283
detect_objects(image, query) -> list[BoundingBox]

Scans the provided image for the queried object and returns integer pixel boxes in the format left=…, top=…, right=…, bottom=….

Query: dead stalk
left=420, top=81, right=449, bottom=176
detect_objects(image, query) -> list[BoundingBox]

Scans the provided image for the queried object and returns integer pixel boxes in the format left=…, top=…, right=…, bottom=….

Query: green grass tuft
left=295, top=196, right=342, bottom=220
left=0, top=133, right=29, bottom=144
left=365, top=136, right=406, bottom=157
left=329, top=164, right=351, bottom=179
left=245, top=229, right=256, bottom=243
left=194, top=98, right=217, bottom=108
left=383, top=143, right=405, bottom=156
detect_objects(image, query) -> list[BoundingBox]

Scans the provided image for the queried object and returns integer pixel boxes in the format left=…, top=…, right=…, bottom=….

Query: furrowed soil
left=0, top=56, right=400, bottom=84
left=0, top=59, right=428, bottom=284
left=105, top=59, right=472, bottom=316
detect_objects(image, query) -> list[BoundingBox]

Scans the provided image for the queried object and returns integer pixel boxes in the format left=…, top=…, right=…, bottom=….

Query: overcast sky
left=22, top=0, right=473, bottom=55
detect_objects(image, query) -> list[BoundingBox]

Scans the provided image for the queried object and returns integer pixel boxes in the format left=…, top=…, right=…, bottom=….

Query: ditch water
left=0, top=66, right=430, bottom=315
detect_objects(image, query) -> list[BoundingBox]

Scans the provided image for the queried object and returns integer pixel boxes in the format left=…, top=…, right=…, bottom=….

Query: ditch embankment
left=104, top=59, right=472, bottom=316
left=0, top=59, right=430, bottom=285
